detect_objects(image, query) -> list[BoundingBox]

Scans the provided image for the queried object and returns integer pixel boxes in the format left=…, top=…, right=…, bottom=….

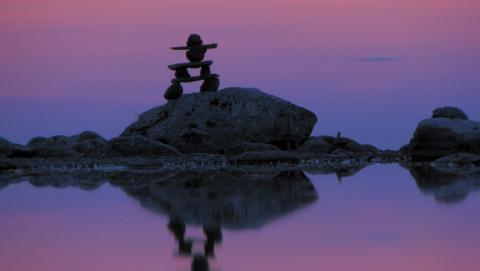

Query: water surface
left=1, top=164, right=479, bottom=271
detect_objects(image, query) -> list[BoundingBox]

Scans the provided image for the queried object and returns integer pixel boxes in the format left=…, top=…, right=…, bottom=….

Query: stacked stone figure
left=164, top=34, right=220, bottom=100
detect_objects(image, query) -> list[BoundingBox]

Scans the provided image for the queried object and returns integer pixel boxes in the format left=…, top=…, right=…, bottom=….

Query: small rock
left=200, top=77, right=219, bottom=92
left=187, top=34, right=203, bottom=47
left=186, top=47, right=206, bottom=62
left=164, top=83, right=183, bottom=100
left=432, top=106, right=468, bottom=120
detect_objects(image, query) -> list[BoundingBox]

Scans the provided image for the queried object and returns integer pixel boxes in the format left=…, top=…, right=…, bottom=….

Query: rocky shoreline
left=1, top=89, right=479, bottom=176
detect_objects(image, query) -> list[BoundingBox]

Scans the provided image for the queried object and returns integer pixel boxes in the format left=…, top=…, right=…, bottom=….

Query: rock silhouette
left=122, top=87, right=317, bottom=153
left=165, top=34, right=219, bottom=100
left=403, top=106, right=480, bottom=159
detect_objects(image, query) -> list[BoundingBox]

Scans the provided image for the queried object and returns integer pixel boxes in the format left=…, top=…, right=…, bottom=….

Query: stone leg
left=164, top=83, right=183, bottom=100
left=200, top=77, right=219, bottom=92
left=175, top=68, right=190, bottom=79
left=200, top=66, right=211, bottom=76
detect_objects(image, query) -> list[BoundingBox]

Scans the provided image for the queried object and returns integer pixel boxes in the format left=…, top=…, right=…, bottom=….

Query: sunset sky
left=1, top=0, right=479, bottom=148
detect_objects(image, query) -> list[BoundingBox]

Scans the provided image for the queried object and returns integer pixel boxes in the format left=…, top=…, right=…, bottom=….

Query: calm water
left=1, top=164, right=479, bottom=271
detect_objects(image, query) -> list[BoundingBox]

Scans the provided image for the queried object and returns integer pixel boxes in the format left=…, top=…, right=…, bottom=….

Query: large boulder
left=404, top=116, right=480, bottom=158
left=121, top=88, right=317, bottom=154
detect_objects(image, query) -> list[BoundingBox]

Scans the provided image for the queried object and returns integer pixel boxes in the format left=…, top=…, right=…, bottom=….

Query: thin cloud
left=353, top=57, right=400, bottom=62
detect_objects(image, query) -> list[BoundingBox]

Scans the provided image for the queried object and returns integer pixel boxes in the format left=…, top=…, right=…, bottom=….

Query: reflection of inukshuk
left=164, top=34, right=220, bottom=100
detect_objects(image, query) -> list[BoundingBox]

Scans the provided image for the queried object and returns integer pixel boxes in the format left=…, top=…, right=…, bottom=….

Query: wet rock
left=107, top=135, right=180, bottom=157
left=224, top=142, right=280, bottom=156
left=122, top=87, right=317, bottom=153
left=164, top=83, right=183, bottom=100
left=232, top=151, right=304, bottom=164
left=432, top=106, right=468, bottom=120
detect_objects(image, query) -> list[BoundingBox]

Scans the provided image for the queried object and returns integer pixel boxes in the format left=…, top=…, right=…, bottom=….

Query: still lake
left=1, top=164, right=479, bottom=271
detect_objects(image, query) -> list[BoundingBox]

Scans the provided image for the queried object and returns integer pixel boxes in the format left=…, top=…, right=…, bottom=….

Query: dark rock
left=329, top=137, right=378, bottom=156
left=200, top=65, right=211, bottom=76
left=432, top=106, right=468, bottom=120
left=200, top=77, right=219, bottom=92
left=224, top=142, right=280, bottom=156
left=27, top=137, right=47, bottom=148
left=299, top=136, right=329, bottom=154
left=232, top=151, right=303, bottom=164
left=187, top=34, right=203, bottom=47
left=164, top=83, right=183, bottom=100
left=107, top=135, right=180, bottom=157
left=73, top=138, right=107, bottom=156
left=465, top=133, right=480, bottom=153
left=191, top=255, right=209, bottom=271
left=31, top=135, right=77, bottom=157
left=174, top=68, right=190, bottom=79
left=71, top=130, right=104, bottom=142
left=0, top=138, right=31, bottom=158
left=122, top=87, right=317, bottom=153
left=186, top=47, right=206, bottom=62
left=0, top=159, right=15, bottom=173
left=27, top=131, right=107, bottom=158
left=406, top=118, right=480, bottom=158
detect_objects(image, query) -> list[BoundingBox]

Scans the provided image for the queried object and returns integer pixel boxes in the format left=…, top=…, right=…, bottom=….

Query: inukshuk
left=164, top=34, right=220, bottom=100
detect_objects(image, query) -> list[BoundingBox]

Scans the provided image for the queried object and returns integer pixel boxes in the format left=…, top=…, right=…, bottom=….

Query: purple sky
left=1, top=0, right=479, bottom=149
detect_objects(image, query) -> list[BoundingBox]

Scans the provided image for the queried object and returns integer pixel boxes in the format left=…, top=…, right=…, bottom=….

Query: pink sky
left=1, top=0, right=479, bottom=148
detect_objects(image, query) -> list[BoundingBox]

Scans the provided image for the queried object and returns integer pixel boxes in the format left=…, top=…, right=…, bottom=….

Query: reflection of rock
left=28, top=172, right=106, bottom=190
left=113, top=170, right=317, bottom=229
left=304, top=160, right=370, bottom=181
left=406, top=164, right=480, bottom=204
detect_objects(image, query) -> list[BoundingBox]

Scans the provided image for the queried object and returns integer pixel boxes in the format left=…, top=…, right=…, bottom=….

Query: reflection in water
left=113, top=170, right=318, bottom=271
left=0, top=169, right=318, bottom=271
left=111, top=170, right=318, bottom=229
left=406, top=164, right=480, bottom=204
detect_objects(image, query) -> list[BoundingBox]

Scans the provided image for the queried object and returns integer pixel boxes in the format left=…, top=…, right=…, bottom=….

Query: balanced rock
left=164, top=83, right=183, bottom=100
left=432, top=106, right=468, bottom=120
left=122, top=87, right=317, bottom=153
